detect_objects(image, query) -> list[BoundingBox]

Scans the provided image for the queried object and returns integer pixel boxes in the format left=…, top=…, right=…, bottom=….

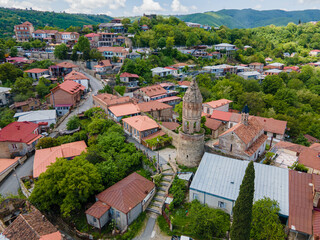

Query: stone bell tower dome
left=176, top=78, right=204, bottom=167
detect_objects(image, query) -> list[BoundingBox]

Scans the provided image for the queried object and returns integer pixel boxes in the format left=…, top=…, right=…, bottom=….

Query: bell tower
left=176, top=78, right=204, bottom=167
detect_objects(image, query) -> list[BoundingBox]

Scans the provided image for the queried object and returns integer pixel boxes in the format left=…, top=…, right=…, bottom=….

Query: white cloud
left=65, top=0, right=126, bottom=14
left=171, top=0, right=188, bottom=13
left=254, top=4, right=262, bottom=9
left=0, top=0, right=53, bottom=11
left=133, top=0, right=164, bottom=14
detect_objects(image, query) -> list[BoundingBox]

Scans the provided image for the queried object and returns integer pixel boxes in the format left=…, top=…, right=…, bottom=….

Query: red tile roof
left=171, top=63, right=187, bottom=68
left=298, top=148, right=320, bottom=171
left=249, top=62, right=264, bottom=66
left=211, top=110, right=233, bottom=122
left=120, top=72, right=139, bottom=78
left=33, top=141, right=87, bottom=178
left=0, top=122, right=40, bottom=143
left=204, top=99, right=232, bottom=109
left=94, top=93, right=131, bottom=107
left=85, top=33, right=100, bottom=38
left=85, top=201, right=110, bottom=219
left=205, top=118, right=222, bottom=131
left=244, top=134, right=268, bottom=156
left=220, top=118, right=264, bottom=145
left=273, top=141, right=308, bottom=154
left=97, top=46, right=128, bottom=53
left=137, top=101, right=172, bottom=112
left=139, top=85, right=167, bottom=98
left=0, top=157, right=20, bottom=175
left=156, top=96, right=181, bottom=103
left=3, top=206, right=61, bottom=240
left=288, top=170, right=313, bottom=235
left=161, top=122, right=180, bottom=131
left=108, top=103, right=140, bottom=117
left=96, top=172, right=155, bottom=214
left=123, top=115, right=159, bottom=132
left=164, top=67, right=176, bottom=71
left=64, top=70, right=89, bottom=81
left=254, top=116, right=287, bottom=135
left=305, top=134, right=320, bottom=144
left=311, top=143, right=320, bottom=152
left=94, top=60, right=112, bottom=68
left=55, top=62, right=78, bottom=68
left=313, top=211, right=320, bottom=239
left=51, top=80, right=85, bottom=95
left=24, top=68, right=48, bottom=74
left=178, top=81, right=191, bottom=86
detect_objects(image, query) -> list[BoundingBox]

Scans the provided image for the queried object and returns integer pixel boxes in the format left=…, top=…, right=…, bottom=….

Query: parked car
left=171, top=236, right=193, bottom=240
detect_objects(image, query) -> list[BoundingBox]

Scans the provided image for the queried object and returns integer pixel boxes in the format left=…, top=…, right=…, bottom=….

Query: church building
left=214, top=106, right=268, bottom=161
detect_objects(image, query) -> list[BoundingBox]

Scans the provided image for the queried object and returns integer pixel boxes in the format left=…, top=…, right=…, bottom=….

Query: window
left=116, top=211, right=120, bottom=218
left=218, top=201, right=226, bottom=209
left=12, top=144, right=17, bottom=149
left=230, top=144, right=233, bottom=152
left=193, top=193, right=199, bottom=200
left=273, top=133, right=277, bottom=138
left=93, top=217, right=96, bottom=222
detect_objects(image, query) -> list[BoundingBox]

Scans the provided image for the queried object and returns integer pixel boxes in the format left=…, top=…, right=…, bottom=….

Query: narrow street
left=0, top=155, right=34, bottom=197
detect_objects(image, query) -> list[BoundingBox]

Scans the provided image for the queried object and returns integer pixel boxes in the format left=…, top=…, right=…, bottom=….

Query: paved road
left=127, top=136, right=167, bottom=166
left=134, top=215, right=157, bottom=240
left=0, top=155, right=34, bottom=197
left=55, top=71, right=104, bottom=132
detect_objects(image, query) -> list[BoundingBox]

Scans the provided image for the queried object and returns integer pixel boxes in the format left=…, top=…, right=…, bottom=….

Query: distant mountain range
left=1, top=7, right=320, bottom=39
left=0, top=7, right=112, bottom=38
left=176, top=9, right=320, bottom=28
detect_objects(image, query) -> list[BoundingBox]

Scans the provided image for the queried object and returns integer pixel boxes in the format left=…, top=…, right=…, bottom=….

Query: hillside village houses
left=202, top=99, right=232, bottom=115
left=189, top=153, right=315, bottom=239
left=123, top=115, right=160, bottom=143
left=97, top=46, right=128, bottom=63
left=14, top=97, right=41, bottom=112
left=24, top=68, right=49, bottom=80
left=33, top=141, right=87, bottom=178
left=64, top=70, right=89, bottom=92
left=14, top=110, right=57, bottom=126
left=85, top=172, right=155, bottom=230
left=0, top=122, right=41, bottom=158
left=120, top=72, right=139, bottom=88
left=0, top=87, right=12, bottom=107
left=94, top=59, right=113, bottom=73
left=215, top=106, right=268, bottom=161
left=14, top=21, right=34, bottom=42
left=46, top=80, right=85, bottom=116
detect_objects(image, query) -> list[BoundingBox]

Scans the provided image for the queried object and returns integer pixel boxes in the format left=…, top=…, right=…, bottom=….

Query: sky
left=1, top=0, right=320, bottom=16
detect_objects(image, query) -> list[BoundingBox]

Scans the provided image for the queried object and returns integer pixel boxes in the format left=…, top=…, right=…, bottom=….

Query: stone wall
left=159, top=124, right=179, bottom=148
left=176, top=131, right=204, bottom=167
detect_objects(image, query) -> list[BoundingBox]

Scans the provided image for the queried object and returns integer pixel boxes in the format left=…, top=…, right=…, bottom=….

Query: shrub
left=66, top=116, right=80, bottom=130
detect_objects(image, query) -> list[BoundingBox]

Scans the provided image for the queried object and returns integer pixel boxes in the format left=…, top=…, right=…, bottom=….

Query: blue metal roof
left=190, top=152, right=289, bottom=217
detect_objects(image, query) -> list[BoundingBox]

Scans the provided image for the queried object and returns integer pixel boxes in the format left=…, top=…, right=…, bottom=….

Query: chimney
left=42, top=215, right=45, bottom=221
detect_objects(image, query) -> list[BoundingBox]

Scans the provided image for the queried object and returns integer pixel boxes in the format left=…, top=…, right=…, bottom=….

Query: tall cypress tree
left=230, top=161, right=255, bottom=240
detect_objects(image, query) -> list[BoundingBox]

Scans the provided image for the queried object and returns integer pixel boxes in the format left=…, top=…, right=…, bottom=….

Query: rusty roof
left=205, top=117, right=222, bottom=131
left=137, top=101, right=172, bottom=112
left=3, top=206, right=61, bottom=240
left=96, top=172, right=155, bottom=214
left=85, top=201, right=110, bottom=219
left=288, top=170, right=313, bottom=235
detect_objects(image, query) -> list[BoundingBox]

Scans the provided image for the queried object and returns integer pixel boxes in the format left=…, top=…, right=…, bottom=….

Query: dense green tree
left=230, top=161, right=255, bottom=240
left=90, top=48, right=104, bottom=61
left=10, top=47, right=18, bottom=57
left=250, top=198, right=285, bottom=240
left=262, top=75, right=285, bottom=95
left=30, top=157, right=103, bottom=216
left=76, top=36, right=90, bottom=52
left=166, top=37, right=175, bottom=49
left=36, top=137, right=60, bottom=149
left=66, top=116, right=80, bottom=130
left=188, top=200, right=230, bottom=239
left=158, top=37, right=166, bottom=49
left=11, top=77, right=34, bottom=100
left=0, top=108, right=15, bottom=128
left=54, top=43, right=68, bottom=60
left=169, top=176, right=186, bottom=208
left=0, top=63, right=23, bottom=85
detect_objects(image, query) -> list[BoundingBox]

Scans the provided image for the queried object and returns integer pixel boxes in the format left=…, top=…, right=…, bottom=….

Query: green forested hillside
left=0, top=7, right=112, bottom=38
left=177, top=9, right=320, bottom=28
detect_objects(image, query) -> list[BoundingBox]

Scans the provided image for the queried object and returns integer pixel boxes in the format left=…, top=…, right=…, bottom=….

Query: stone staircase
left=146, top=164, right=175, bottom=215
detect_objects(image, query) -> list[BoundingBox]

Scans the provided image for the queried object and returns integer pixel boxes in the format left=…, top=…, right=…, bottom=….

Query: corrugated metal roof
left=190, top=153, right=289, bottom=216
